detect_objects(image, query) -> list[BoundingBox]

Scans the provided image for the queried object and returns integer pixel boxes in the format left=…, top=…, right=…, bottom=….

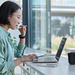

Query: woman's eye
left=17, top=16, right=21, bottom=20
left=18, top=17, right=20, bottom=19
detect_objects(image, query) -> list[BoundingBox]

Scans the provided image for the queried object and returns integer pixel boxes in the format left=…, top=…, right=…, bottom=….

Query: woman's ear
left=8, top=16, right=10, bottom=20
left=8, top=14, right=12, bottom=20
left=8, top=16, right=11, bottom=23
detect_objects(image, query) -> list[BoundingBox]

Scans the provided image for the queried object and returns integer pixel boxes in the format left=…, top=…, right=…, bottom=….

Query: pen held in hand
left=16, top=25, right=27, bottom=29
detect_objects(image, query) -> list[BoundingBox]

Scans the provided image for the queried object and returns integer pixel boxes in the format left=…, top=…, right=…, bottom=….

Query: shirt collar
left=0, top=26, right=10, bottom=36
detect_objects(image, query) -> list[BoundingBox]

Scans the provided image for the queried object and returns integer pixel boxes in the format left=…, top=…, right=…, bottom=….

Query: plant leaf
left=13, top=37, right=16, bottom=39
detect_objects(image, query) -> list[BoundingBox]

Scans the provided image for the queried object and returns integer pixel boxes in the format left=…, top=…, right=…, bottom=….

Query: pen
left=16, top=25, right=27, bottom=29
left=38, top=54, right=46, bottom=57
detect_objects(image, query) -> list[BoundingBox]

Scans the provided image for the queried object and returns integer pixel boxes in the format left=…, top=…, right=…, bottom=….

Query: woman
left=0, top=1, right=38, bottom=75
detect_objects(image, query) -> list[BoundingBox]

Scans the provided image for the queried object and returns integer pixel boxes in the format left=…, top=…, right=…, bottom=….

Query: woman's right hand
left=21, top=54, right=38, bottom=62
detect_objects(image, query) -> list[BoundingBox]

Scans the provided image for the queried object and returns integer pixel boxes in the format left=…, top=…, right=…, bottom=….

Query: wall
left=8, top=29, right=20, bottom=45
left=0, top=0, right=7, bottom=5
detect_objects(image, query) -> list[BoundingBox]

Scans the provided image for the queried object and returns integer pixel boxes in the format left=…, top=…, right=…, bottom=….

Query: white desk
left=20, top=47, right=75, bottom=75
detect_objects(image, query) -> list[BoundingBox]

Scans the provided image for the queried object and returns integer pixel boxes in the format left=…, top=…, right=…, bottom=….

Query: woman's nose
left=18, top=20, right=20, bottom=24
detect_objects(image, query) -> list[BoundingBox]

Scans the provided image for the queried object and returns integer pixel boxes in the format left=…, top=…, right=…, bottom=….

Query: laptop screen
left=56, top=37, right=67, bottom=60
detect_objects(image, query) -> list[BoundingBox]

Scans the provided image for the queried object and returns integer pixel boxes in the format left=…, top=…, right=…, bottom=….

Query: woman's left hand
left=18, top=25, right=26, bottom=36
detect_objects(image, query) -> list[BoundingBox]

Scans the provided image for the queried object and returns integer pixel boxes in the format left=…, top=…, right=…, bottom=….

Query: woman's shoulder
left=0, top=31, right=7, bottom=42
left=0, top=32, right=7, bottom=45
left=0, top=31, right=4, bottom=38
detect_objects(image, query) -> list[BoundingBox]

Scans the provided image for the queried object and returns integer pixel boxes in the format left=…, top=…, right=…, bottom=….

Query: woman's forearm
left=13, top=54, right=38, bottom=67
left=20, top=38, right=25, bottom=45
left=19, top=25, right=26, bottom=45
left=14, top=58, right=23, bottom=67
left=14, top=56, right=28, bottom=67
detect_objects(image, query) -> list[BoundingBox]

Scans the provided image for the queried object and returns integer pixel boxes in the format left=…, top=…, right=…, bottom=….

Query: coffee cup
left=68, top=52, right=75, bottom=65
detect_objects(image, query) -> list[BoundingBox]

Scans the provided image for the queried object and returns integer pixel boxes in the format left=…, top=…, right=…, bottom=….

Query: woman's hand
left=18, top=25, right=26, bottom=36
left=14, top=54, right=38, bottom=67
left=22, top=54, right=38, bottom=62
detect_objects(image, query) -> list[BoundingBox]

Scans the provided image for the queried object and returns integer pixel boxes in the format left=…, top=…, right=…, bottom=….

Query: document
left=37, top=63, right=58, bottom=67
left=23, top=53, right=46, bottom=57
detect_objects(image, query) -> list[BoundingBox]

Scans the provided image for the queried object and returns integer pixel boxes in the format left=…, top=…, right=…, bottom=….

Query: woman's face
left=8, top=8, right=21, bottom=29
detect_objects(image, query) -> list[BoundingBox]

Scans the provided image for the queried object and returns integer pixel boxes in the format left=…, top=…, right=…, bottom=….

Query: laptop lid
left=55, top=37, right=67, bottom=61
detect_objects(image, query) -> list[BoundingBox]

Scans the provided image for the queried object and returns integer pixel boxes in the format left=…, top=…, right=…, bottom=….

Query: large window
left=22, top=0, right=75, bottom=53
left=51, top=0, right=75, bottom=6
left=51, top=0, right=75, bottom=52
left=26, top=0, right=51, bottom=51
left=31, top=0, right=46, bottom=50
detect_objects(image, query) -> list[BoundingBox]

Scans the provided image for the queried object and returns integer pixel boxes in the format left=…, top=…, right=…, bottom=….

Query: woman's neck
left=0, top=24, right=9, bottom=31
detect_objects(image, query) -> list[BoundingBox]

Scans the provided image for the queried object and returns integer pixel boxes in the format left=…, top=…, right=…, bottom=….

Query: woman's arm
left=14, top=57, right=22, bottom=67
left=14, top=25, right=27, bottom=58
left=19, top=36, right=25, bottom=45
left=19, top=25, right=26, bottom=45
left=14, top=54, right=38, bottom=67
left=19, top=37, right=25, bottom=45
left=14, top=25, right=38, bottom=67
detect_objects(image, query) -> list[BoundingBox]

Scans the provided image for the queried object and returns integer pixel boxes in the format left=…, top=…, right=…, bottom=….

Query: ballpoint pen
left=16, top=25, right=27, bottom=29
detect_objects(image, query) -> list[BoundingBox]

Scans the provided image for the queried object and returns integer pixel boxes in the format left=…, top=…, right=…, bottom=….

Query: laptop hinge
left=55, top=56, right=59, bottom=61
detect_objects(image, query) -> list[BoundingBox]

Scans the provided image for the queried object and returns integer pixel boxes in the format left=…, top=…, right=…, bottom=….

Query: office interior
left=1, top=0, right=75, bottom=75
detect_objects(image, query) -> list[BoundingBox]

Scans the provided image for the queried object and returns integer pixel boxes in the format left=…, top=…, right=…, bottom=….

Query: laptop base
left=33, top=56, right=58, bottom=63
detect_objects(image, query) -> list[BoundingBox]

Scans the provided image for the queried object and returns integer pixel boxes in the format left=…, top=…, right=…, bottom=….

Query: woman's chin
left=11, top=28, right=16, bottom=30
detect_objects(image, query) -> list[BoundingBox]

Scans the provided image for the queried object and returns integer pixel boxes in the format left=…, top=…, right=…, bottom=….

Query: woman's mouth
left=16, top=25, right=18, bottom=27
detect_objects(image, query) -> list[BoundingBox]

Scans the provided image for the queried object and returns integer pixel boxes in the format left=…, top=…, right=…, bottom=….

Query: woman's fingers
left=32, top=54, right=38, bottom=58
left=18, top=25, right=26, bottom=36
left=22, top=54, right=38, bottom=62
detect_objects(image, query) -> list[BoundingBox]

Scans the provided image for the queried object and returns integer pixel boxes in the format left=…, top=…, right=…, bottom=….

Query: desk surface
left=23, top=47, right=75, bottom=75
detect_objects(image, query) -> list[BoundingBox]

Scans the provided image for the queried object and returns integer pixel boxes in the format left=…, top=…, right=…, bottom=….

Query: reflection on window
left=51, top=17, right=72, bottom=37
left=56, top=0, right=62, bottom=4
left=51, top=0, right=75, bottom=6
left=32, top=0, right=46, bottom=5
left=51, top=16, right=75, bottom=51
left=31, top=0, right=47, bottom=51
left=51, top=0, right=75, bottom=53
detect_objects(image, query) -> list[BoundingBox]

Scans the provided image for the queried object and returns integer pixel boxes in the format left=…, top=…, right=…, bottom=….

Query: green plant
left=11, top=37, right=17, bottom=45
left=51, top=35, right=75, bottom=51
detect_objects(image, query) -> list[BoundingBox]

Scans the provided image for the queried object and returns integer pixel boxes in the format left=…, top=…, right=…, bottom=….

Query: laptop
left=32, top=37, right=67, bottom=63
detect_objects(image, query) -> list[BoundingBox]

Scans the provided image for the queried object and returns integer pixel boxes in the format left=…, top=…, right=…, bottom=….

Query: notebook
left=32, top=37, right=67, bottom=63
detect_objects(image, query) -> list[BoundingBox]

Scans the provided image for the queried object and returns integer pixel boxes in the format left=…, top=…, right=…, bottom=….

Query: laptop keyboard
left=33, top=56, right=57, bottom=62
left=45, top=57, right=56, bottom=61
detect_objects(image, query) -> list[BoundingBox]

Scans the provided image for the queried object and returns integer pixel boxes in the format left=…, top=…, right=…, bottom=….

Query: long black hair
left=0, top=1, right=21, bottom=25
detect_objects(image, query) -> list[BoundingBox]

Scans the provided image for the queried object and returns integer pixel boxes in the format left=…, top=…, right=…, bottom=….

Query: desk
left=20, top=47, right=75, bottom=75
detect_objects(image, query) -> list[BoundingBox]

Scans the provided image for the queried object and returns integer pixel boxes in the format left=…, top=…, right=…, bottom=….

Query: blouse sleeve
left=14, top=43, right=26, bottom=57
left=0, top=40, right=15, bottom=74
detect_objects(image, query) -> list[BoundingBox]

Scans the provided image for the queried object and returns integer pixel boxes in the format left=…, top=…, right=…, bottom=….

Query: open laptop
left=32, top=37, right=67, bottom=63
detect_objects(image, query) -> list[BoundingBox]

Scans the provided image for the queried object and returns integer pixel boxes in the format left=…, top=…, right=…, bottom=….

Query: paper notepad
left=23, top=53, right=46, bottom=57
left=37, top=63, right=58, bottom=67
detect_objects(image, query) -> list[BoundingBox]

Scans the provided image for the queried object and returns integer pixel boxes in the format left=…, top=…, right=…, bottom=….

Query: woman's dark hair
left=0, top=1, right=21, bottom=25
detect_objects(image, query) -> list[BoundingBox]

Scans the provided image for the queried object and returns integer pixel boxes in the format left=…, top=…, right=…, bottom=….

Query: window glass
left=51, top=0, right=75, bottom=53
left=31, top=0, right=47, bottom=50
